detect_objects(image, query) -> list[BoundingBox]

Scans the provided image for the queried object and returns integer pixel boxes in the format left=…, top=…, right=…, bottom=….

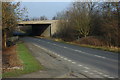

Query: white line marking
left=89, top=73, right=94, bottom=74
left=98, top=72, right=103, bottom=75
left=64, top=58, right=68, bottom=60
left=94, top=55, right=106, bottom=59
left=84, top=67, right=90, bottom=69
left=77, top=50, right=82, bottom=53
left=101, top=57, right=106, bottom=59
left=61, top=56, right=64, bottom=58
left=84, top=71, right=88, bottom=73
left=38, top=40, right=109, bottom=60
left=103, top=75, right=109, bottom=77
left=108, top=77, right=114, bottom=78
left=94, top=55, right=101, bottom=57
left=68, top=60, right=72, bottom=62
left=63, top=47, right=67, bottom=48
left=54, top=54, right=57, bottom=55
left=72, top=62, right=76, bottom=64
left=78, top=64, right=83, bottom=67
left=57, top=55, right=60, bottom=56
left=74, top=50, right=79, bottom=52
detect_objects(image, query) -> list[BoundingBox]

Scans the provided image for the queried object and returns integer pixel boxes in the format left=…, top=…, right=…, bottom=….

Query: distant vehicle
left=23, top=18, right=29, bottom=21
left=13, top=31, right=26, bottom=36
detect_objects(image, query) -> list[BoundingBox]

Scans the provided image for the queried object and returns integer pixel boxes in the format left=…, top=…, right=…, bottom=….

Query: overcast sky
left=21, top=2, right=71, bottom=19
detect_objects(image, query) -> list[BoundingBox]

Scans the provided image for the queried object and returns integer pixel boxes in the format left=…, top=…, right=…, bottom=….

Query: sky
left=20, top=2, right=71, bottom=20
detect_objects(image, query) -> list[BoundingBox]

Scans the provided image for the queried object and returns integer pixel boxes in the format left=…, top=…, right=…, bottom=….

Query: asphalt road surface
left=22, top=37, right=119, bottom=78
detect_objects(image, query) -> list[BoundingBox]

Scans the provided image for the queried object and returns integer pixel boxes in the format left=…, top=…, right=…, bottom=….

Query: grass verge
left=3, top=43, right=43, bottom=78
left=35, top=36, right=119, bottom=53
left=65, top=41, right=119, bottom=53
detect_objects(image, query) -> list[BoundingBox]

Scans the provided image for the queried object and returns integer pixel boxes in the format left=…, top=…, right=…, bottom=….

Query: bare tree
left=40, top=16, right=48, bottom=20
left=68, top=2, right=96, bottom=37
left=2, top=2, right=27, bottom=49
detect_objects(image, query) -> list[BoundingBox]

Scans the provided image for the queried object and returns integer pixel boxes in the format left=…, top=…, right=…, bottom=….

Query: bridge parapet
left=18, top=20, right=59, bottom=25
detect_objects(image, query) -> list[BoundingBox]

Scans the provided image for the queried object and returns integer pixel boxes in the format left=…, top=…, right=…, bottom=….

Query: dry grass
left=2, top=45, right=22, bottom=72
left=76, top=36, right=106, bottom=46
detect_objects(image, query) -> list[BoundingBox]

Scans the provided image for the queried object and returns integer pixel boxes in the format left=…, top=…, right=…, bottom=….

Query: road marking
left=94, top=55, right=101, bottom=57
left=64, top=58, right=68, bottom=60
left=60, top=56, right=64, bottom=58
left=84, top=71, right=88, bottom=73
left=63, top=47, right=67, bottom=48
left=72, top=62, right=76, bottom=64
left=53, top=44, right=57, bottom=45
left=99, top=56, right=105, bottom=58
left=84, top=67, right=90, bottom=69
left=33, top=43, right=112, bottom=78
left=89, top=73, right=94, bottom=74
left=74, top=50, right=79, bottom=52
left=54, top=54, right=57, bottom=55
left=57, top=55, right=60, bottom=56
left=77, top=50, right=82, bottom=53
left=68, top=59, right=72, bottom=62
left=108, top=77, right=114, bottom=78
left=93, top=70, right=98, bottom=73
left=97, top=72, right=103, bottom=75
left=103, top=74, right=109, bottom=77
left=78, top=64, right=83, bottom=67
left=52, top=52, right=55, bottom=54
left=38, top=40, right=110, bottom=60
left=94, top=55, right=106, bottom=59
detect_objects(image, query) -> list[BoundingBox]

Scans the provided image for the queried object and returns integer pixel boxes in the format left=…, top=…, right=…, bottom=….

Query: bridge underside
left=19, top=24, right=51, bottom=37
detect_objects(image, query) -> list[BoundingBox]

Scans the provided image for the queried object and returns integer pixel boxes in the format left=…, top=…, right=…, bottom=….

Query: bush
left=76, top=36, right=106, bottom=46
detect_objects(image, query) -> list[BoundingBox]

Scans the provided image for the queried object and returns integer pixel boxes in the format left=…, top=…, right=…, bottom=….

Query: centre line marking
left=64, top=47, right=67, bottom=48
left=84, top=67, right=90, bottom=69
left=84, top=71, right=88, bottom=73
left=57, top=55, right=60, bottom=56
left=68, top=60, right=71, bottom=62
left=72, top=62, right=76, bottom=64
left=93, top=70, right=98, bottom=72
left=98, top=72, right=103, bottom=75
left=78, top=64, right=83, bottom=67
left=61, top=57, right=64, bottom=58
left=89, top=73, right=93, bottom=74
left=64, top=58, right=68, bottom=60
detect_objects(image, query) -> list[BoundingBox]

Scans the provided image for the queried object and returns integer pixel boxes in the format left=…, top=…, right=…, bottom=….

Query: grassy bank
left=3, top=43, right=43, bottom=78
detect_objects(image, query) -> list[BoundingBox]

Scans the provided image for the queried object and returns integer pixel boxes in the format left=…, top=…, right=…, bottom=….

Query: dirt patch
left=2, top=45, right=22, bottom=72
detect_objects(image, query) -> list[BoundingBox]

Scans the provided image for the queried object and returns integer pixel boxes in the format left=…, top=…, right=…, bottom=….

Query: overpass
left=18, top=20, right=59, bottom=37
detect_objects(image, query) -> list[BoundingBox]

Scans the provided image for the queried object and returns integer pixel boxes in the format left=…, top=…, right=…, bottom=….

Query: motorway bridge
left=18, top=20, right=59, bottom=37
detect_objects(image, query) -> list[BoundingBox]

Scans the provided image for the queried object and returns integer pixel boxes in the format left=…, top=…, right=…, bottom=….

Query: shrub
left=77, top=36, right=106, bottom=46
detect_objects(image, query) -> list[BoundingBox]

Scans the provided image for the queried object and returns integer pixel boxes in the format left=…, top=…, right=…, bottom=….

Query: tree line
left=53, top=2, right=119, bottom=47
left=23, top=15, right=48, bottom=21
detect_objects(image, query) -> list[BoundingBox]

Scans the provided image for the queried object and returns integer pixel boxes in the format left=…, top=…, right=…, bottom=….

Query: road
left=22, top=37, right=119, bottom=78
